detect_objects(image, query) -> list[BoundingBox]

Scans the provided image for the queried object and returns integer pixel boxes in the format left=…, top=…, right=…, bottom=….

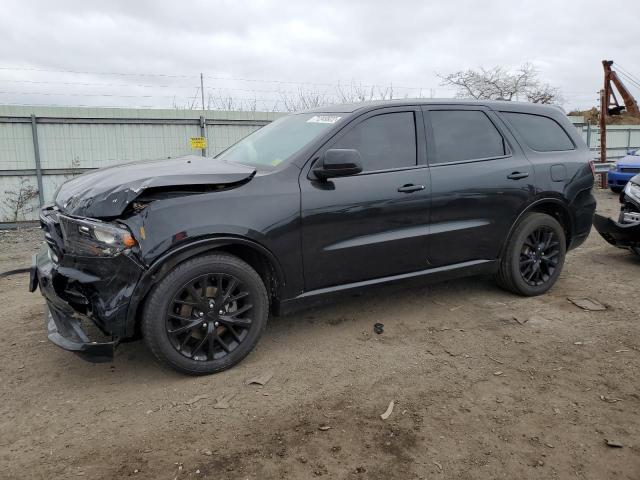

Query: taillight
left=588, top=160, right=596, bottom=178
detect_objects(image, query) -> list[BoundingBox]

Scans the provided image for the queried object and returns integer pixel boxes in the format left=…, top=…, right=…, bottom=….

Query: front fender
left=122, top=235, right=286, bottom=337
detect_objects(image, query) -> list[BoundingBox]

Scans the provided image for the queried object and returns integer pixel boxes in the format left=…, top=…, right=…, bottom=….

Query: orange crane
left=599, top=60, right=639, bottom=167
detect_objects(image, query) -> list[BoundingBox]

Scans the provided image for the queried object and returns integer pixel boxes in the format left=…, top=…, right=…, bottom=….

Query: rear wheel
left=142, top=253, right=268, bottom=375
left=610, top=187, right=623, bottom=193
left=496, top=213, right=566, bottom=296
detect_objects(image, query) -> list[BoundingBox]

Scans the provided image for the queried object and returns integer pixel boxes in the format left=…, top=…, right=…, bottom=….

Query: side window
left=501, top=112, right=574, bottom=152
left=333, top=112, right=416, bottom=171
left=429, top=110, right=507, bottom=164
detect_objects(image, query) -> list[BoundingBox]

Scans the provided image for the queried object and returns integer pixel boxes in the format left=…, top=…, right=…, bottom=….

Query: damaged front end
left=30, top=155, right=258, bottom=362
left=31, top=206, right=145, bottom=361
left=594, top=176, right=640, bottom=256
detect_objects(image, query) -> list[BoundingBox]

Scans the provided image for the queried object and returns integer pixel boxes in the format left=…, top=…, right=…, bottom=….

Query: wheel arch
left=125, top=236, right=285, bottom=338
left=499, top=198, right=573, bottom=259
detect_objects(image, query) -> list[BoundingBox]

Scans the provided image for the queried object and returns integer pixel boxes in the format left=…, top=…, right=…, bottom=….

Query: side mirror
left=313, top=149, right=363, bottom=180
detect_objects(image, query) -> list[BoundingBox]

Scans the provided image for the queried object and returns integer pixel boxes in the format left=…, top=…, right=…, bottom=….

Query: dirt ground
left=0, top=189, right=638, bottom=480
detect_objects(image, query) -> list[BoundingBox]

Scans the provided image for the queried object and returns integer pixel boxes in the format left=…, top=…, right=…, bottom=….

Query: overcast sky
left=0, top=0, right=639, bottom=111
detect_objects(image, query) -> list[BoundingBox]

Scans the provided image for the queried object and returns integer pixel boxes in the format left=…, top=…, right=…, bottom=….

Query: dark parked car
left=594, top=174, right=640, bottom=256
left=30, top=100, right=596, bottom=375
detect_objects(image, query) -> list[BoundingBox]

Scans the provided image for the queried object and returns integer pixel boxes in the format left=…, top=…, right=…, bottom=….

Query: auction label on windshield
left=307, top=115, right=341, bottom=124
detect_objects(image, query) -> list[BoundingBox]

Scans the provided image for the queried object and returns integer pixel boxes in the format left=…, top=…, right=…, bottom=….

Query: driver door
left=299, top=107, right=431, bottom=291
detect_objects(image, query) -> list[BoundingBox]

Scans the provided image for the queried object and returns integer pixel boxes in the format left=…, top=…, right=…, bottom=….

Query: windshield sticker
left=307, top=115, right=341, bottom=124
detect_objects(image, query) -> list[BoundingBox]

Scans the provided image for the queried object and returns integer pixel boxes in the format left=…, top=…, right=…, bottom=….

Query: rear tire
left=610, top=187, right=623, bottom=193
left=142, top=253, right=268, bottom=375
left=496, top=213, right=566, bottom=296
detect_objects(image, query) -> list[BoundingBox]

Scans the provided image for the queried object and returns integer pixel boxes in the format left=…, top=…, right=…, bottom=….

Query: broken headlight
left=59, top=215, right=137, bottom=257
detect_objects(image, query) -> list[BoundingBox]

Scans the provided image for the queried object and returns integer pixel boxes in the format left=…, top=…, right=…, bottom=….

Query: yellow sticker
left=190, top=137, right=207, bottom=149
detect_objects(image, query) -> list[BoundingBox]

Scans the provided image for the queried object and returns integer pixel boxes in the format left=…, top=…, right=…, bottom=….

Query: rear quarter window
left=502, top=112, right=574, bottom=152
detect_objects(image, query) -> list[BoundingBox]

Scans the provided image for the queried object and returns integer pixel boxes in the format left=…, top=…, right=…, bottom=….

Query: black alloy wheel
left=143, top=253, right=268, bottom=375
left=166, top=273, right=253, bottom=361
left=495, top=212, right=566, bottom=296
left=519, top=226, right=561, bottom=287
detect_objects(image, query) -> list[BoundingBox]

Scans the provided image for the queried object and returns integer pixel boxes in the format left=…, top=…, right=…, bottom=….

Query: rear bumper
left=30, top=248, right=130, bottom=363
left=593, top=213, right=640, bottom=250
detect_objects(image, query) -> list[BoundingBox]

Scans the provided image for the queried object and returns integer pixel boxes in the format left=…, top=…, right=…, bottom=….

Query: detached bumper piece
left=31, top=252, right=117, bottom=363
left=46, top=304, right=116, bottom=363
left=593, top=213, right=640, bottom=250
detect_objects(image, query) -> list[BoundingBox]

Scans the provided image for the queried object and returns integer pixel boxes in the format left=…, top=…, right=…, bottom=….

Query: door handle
left=397, top=184, right=425, bottom=193
left=507, top=171, right=529, bottom=180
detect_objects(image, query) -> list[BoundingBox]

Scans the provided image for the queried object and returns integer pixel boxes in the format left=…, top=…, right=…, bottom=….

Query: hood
left=56, top=155, right=256, bottom=218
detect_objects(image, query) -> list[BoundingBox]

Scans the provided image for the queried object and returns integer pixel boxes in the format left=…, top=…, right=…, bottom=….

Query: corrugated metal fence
left=1, top=106, right=639, bottom=222
left=0, top=106, right=284, bottom=222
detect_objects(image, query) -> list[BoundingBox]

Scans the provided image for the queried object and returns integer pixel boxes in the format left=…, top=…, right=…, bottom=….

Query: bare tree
left=279, top=88, right=331, bottom=112
left=526, top=83, right=563, bottom=104
left=439, top=63, right=561, bottom=104
left=3, top=177, right=39, bottom=222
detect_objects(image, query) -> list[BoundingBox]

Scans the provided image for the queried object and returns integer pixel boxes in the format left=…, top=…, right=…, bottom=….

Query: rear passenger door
left=422, top=106, right=534, bottom=267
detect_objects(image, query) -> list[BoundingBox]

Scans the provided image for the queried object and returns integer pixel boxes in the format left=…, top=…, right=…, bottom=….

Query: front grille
left=39, top=208, right=64, bottom=260
left=620, top=167, right=640, bottom=173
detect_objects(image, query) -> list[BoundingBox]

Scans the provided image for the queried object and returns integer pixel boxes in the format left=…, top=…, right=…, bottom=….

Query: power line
left=616, top=64, right=640, bottom=85
left=0, top=65, right=198, bottom=79
left=617, top=70, right=640, bottom=92
left=0, top=65, right=438, bottom=93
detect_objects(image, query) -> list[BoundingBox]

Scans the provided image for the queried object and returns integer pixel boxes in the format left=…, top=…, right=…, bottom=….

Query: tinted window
left=429, top=110, right=506, bottom=164
left=333, top=112, right=416, bottom=171
left=502, top=112, right=574, bottom=152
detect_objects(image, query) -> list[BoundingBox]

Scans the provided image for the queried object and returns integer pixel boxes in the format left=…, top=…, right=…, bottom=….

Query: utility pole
left=200, top=73, right=205, bottom=110
left=200, top=73, right=207, bottom=157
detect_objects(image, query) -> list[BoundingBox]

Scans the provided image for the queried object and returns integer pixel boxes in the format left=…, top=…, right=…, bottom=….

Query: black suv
left=30, top=100, right=596, bottom=374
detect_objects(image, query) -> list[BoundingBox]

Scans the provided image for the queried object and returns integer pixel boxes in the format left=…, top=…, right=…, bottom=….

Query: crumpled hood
left=56, top=155, right=255, bottom=218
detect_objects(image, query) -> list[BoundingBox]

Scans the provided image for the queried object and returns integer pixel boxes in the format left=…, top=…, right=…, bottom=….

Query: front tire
left=496, top=213, right=566, bottom=296
left=142, top=253, right=268, bottom=375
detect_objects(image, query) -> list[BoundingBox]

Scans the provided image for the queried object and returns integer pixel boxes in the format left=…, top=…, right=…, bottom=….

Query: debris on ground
left=568, top=297, right=607, bottom=311
left=605, top=439, right=624, bottom=448
left=600, top=395, right=622, bottom=403
left=380, top=400, right=394, bottom=420
left=512, top=315, right=528, bottom=325
left=185, top=394, right=209, bottom=405
left=318, top=425, right=331, bottom=431
left=373, top=323, right=384, bottom=334
left=213, top=393, right=236, bottom=409
left=246, top=369, right=274, bottom=386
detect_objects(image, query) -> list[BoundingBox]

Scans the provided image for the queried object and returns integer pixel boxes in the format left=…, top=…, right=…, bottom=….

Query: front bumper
left=30, top=245, right=143, bottom=362
left=593, top=213, right=640, bottom=250
left=608, top=171, right=637, bottom=188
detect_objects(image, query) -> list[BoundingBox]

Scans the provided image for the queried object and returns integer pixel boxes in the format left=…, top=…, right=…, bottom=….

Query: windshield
left=217, top=113, right=342, bottom=169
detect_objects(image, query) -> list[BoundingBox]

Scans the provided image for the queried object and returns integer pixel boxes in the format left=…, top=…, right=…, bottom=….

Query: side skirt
left=275, top=259, right=498, bottom=316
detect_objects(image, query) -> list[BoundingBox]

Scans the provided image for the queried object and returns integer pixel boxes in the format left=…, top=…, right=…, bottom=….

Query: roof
left=305, top=98, right=565, bottom=115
